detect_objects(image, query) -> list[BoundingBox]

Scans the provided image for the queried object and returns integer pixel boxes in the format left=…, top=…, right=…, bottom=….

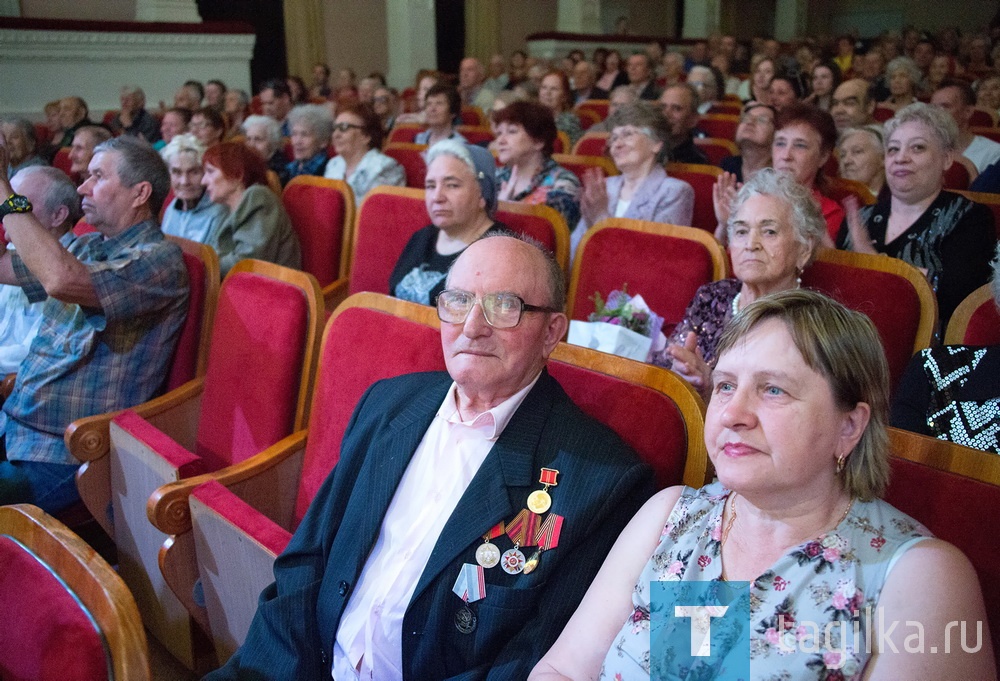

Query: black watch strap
left=0, top=193, right=32, bottom=219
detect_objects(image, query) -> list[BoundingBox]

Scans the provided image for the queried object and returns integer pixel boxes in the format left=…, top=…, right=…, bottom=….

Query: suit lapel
left=409, top=372, right=557, bottom=603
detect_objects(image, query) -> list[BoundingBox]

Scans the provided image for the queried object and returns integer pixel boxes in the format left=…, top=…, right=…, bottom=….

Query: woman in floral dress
left=530, top=290, right=994, bottom=681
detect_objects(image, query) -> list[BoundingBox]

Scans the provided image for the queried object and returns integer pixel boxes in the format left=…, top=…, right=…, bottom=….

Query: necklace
left=730, top=291, right=741, bottom=317
left=719, top=494, right=854, bottom=580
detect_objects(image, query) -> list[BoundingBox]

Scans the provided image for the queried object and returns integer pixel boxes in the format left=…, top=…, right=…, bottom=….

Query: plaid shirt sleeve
left=88, top=239, right=188, bottom=325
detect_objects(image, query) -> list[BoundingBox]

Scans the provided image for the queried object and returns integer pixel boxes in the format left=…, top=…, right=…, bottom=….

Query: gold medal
left=476, top=542, right=500, bottom=568
left=526, top=489, right=551, bottom=514
left=522, top=548, right=542, bottom=574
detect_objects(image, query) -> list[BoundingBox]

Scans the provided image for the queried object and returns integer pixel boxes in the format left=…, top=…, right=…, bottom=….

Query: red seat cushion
left=0, top=535, right=109, bottom=681
left=495, top=207, right=559, bottom=254
left=195, top=272, right=310, bottom=470
left=282, top=181, right=348, bottom=287
left=572, top=226, right=717, bottom=329
left=573, top=135, right=608, bottom=156
left=884, top=458, right=1000, bottom=664
left=962, top=300, right=1000, bottom=345
left=192, top=479, right=292, bottom=556
left=164, top=250, right=208, bottom=391
left=548, top=361, right=688, bottom=489
left=349, top=192, right=429, bottom=295
left=801, top=261, right=922, bottom=392
left=293, top=306, right=446, bottom=523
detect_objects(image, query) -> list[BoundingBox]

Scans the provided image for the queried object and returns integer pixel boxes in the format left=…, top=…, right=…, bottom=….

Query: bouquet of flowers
left=568, top=286, right=666, bottom=362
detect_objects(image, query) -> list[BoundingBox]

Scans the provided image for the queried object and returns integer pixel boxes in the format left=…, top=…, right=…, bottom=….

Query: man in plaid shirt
left=0, top=134, right=189, bottom=513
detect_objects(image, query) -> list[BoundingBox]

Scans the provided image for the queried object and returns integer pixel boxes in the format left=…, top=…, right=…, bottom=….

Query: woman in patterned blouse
left=531, top=290, right=994, bottom=681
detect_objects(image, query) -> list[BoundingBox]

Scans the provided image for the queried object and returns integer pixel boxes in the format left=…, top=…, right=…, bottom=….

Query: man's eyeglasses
left=333, top=122, right=364, bottom=132
left=436, top=289, right=559, bottom=329
left=740, top=113, right=774, bottom=126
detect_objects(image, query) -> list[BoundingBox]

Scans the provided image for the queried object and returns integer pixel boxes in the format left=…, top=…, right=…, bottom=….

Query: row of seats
left=9, top=257, right=998, bottom=676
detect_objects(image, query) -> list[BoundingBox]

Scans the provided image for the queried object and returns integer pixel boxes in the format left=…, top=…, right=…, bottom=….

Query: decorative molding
left=135, top=0, right=201, bottom=23
left=0, top=28, right=254, bottom=61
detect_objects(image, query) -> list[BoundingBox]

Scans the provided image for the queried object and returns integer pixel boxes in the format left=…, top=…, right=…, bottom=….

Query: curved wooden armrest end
left=65, top=412, right=118, bottom=463
left=147, top=430, right=309, bottom=535
left=323, top=278, right=350, bottom=312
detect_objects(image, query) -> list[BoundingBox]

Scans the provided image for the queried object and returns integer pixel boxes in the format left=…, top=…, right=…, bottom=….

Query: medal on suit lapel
left=501, top=509, right=537, bottom=574
left=522, top=513, right=563, bottom=575
left=527, top=467, right=559, bottom=514
left=476, top=520, right=504, bottom=569
left=452, top=563, right=485, bottom=634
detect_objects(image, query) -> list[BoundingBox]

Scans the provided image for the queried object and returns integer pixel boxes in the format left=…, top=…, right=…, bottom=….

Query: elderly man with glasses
left=207, top=232, right=654, bottom=681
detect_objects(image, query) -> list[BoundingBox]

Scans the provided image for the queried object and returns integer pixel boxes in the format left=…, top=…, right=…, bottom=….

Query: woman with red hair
left=201, top=141, right=301, bottom=276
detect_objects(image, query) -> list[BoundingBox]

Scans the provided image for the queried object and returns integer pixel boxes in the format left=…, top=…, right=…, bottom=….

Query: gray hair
left=837, top=124, right=885, bottom=154
left=884, top=101, right=958, bottom=151
left=885, top=56, right=923, bottom=88
left=76, top=125, right=112, bottom=147
left=15, top=165, right=82, bottom=226
left=609, top=84, right=639, bottom=104
left=606, top=102, right=672, bottom=163
left=242, top=115, right=282, bottom=152
left=161, top=132, right=207, bottom=166
left=286, top=104, right=334, bottom=141
left=727, top=167, right=826, bottom=266
left=93, top=136, right=170, bottom=216
left=120, top=84, right=146, bottom=103
left=1, top=117, right=37, bottom=151
left=425, top=138, right=476, bottom=176
left=992, top=242, right=1000, bottom=312
left=688, top=65, right=719, bottom=99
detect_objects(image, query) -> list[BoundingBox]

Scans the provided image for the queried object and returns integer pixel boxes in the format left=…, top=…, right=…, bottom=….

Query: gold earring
left=836, top=456, right=846, bottom=474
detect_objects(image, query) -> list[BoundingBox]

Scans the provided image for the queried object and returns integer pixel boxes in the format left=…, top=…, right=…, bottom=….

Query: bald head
left=830, top=79, right=875, bottom=130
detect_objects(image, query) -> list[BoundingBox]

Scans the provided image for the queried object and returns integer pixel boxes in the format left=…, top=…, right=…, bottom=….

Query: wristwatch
left=0, top=193, right=32, bottom=220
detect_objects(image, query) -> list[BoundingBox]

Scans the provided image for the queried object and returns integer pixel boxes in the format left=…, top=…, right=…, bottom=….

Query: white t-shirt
left=962, top=134, right=1000, bottom=173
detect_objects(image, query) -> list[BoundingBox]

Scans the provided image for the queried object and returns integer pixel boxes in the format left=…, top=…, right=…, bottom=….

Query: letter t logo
left=675, top=605, right=730, bottom=656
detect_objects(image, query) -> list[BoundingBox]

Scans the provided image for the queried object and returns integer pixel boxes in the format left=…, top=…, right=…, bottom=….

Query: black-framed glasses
left=333, top=122, right=364, bottom=132
left=436, top=289, right=559, bottom=329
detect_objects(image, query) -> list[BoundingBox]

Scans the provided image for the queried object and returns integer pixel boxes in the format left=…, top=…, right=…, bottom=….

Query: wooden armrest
left=0, top=373, right=15, bottom=401
left=147, top=430, right=308, bottom=536
left=65, top=378, right=205, bottom=464
left=323, top=277, right=349, bottom=313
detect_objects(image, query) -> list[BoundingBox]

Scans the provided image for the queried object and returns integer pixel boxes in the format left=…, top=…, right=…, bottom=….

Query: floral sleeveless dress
left=599, top=483, right=931, bottom=681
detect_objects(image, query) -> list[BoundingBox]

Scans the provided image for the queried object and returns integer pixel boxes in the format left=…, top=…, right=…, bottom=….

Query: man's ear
left=131, top=180, right=153, bottom=209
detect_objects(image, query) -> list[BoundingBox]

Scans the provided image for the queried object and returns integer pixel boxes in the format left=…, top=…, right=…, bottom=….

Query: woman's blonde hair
left=715, top=289, right=891, bottom=500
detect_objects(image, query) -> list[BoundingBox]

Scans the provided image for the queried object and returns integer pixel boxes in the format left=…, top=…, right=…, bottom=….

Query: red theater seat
left=945, top=283, right=1000, bottom=345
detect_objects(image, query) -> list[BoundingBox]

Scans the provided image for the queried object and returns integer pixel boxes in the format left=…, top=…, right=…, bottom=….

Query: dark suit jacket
left=206, top=370, right=654, bottom=681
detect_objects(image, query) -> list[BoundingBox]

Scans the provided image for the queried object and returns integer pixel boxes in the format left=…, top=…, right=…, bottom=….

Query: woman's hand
left=712, top=172, right=740, bottom=243
left=667, top=332, right=711, bottom=399
left=842, top=195, right=878, bottom=254
left=580, top=166, right=610, bottom=228
left=497, top=164, right=518, bottom=202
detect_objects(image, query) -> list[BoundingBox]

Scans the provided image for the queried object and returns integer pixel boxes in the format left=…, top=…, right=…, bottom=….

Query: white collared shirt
left=332, top=373, right=541, bottom=680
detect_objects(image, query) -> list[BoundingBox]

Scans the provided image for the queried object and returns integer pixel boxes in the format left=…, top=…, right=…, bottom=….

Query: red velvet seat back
left=282, top=179, right=349, bottom=288
left=195, top=272, right=310, bottom=471
left=547, top=361, right=688, bottom=488
left=693, top=138, right=737, bottom=165
left=164, top=250, right=208, bottom=391
left=293, top=306, right=446, bottom=523
left=873, top=105, right=894, bottom=123
left=387, top=126, right=425, bottom=145
left=802, top=261, right=922, bottom=392
left=969, top=109, right=995, bottom=127
left=456, top=126, right=495, bottom=145
left=576, top=100, right=609, bottom=121
left=884, top=458, right=1000, bottom=665
left=459, top=108, right=485, bottom=126
left=0, top=536, right=109, bottom=681
left=349, top=191, right=429, bottom=295
left=961, top=299, right=1000, bottom=345
left=665, top=164, right=722, bottom=232
left=383, top=145, right=428, bottom=189
left=495, top=207, right=559, bottom=255
left=573, top=134, right=609, bottom=157
left=943, top=161, right=971, bottom=191
left=53, top=148, right=72, bottom=175
left=572, top=226, right=717, bottom=330
left=697, top=115, right=738, bottom=140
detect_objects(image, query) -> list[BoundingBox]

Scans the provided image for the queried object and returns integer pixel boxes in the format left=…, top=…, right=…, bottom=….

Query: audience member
left=189, top=107, right=226, bottom=149
left=57, top=96, right=91, bottom=148
left=738, top=55, right=775, bottom=104
left=539, top=70, right=583, bottom=146
left=324, top=102, right=405, bottom=203
left=912, top=37, right=937, bottom=75
left=415, top=84, right=467, bottom=146
left=883, top=56, right=922, bottom=110
left=805, top=61, right=841, bottom=110
left=931, top=79, right=1000, bottom=173
left=0, top=166, right=81, bottom=374
left=833, top=34, right=857, bottom=76
left=860, top=49, right=890, bottom=101
left=287, top=76, right=308, bottom=105
left=160, top=133, right=228, bottom=243
left=588, top=85, right=639, bottom=133
left=109, top=86, right=160, bottom=142
left=357, top=74, right=384, bottom=105
left=223, top=89, right=250, bottom=138
left=1, top=119, right=47, bottom=178
left=975, top=74, right=1000, bottom=118
left=68, top=125, right=112, bottom=184
left=204, top=79, right=227, bottom=112
left=458, top=57, right=493, bottom=111
left=200, top=142, right=301, bottom=276
left=494, top=101, right=582, bottom=228
left=572, top=60, right=607, bottom=105
left=711, top=53, right=742, bottom=96
left=285, top=104, right=333, bottom=183
left=596, top=50, right=628, bottom=92
left=484, top=53, right=509, bottom=93
left=768, top=73, right=803, bottom=112
left=156, top=108, right=191, bottom=152
left=0, top=135, right=189, bottom=514
left=658, top=84, right=709, bottom=165
left=573, top=103, right=694, bottom=254
left=242, top=114, right=287, bottom=184
left=839, top=102, right=994, bottom=324
left=43, top=101, right=63, bottom=154
left=837, top=124, right=886, bottom=196
left=719, top=102, right=775, bottom=183
left=395, top=72, right=441, bottom=125
left=926, top=54, right=957, bottom=93
left=372, top=86, right=399, bottom=133
left=830, top=78, right=877, bottom=130
left=309, top=62, right=332, bottom=100
left=626, top=53, right=661, bottom=101
left=172, top=81, right=203, bottom=112
left=687, top=65, right=720, bottom=114
left=209, top=230, right=653, bottom=680
left=259, top=79, right=294, bottom=136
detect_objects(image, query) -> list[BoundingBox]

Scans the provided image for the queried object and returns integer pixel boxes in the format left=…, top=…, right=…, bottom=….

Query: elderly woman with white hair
left=687, top=65, right=720, bottom=114
left=839, top=102, right=995, bottom=324
left=651, top=168, right=826, bottom=397
left=242, top=114, right=286, bottom=184
left=837, top=124, right=886, bottom=196
left=389, top=140, right=508, bottom=305
left=893, top=242, right=1000, bottom=454
left=285, top=104, right=333, bottom=183
left=882, top=56, right=923, bottom=110
left=161, top=133, right=229, bottom=243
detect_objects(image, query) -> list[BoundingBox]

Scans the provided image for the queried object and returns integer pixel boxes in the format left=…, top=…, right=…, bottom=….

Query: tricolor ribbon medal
left=522, top=512, right=563, bottom=575
left=527, top=467, right=559, bottom=514
left=476, top=520, right=504, bottom=569
left=500, top=509, right=538, bottom=574
left=452, top=563, right=486, bottom=634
